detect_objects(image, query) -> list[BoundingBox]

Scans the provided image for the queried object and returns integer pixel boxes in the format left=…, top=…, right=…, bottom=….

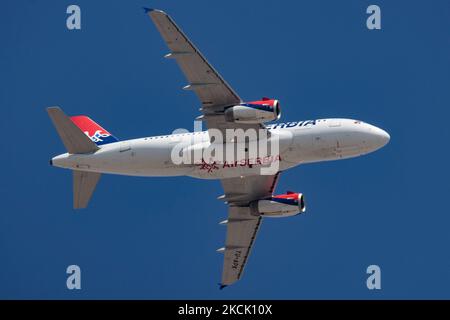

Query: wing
left=146, top=9, right=241, bottom=108
left=146, top=9, right=278, bottom=286
left=146, top=9, right=265, bottom=139
left=219, top=173, right=280, bottom=287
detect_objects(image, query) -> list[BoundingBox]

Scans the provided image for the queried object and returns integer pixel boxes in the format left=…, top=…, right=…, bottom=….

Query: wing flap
left=221, top=206, right=262, bottom=286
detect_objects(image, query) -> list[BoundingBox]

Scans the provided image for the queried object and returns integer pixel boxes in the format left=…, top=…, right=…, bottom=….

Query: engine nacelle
left=224, top=98, right=281, bottom=124
left=251, top=191, right=306, bottom=218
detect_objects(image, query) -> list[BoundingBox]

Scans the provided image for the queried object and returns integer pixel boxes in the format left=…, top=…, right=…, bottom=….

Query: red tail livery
left=70, top=116, right=118, bottom=145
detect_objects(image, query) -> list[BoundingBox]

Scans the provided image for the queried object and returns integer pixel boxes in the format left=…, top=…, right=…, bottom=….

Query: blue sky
left=1, top=0, right=450, bottom=299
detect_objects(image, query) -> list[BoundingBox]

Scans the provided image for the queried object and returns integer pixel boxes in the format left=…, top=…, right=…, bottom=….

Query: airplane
left=47, top=9, right=390, bottom=288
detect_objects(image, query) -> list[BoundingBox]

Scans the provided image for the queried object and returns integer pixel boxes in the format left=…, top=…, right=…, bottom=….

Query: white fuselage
left=51, top=118, right=390, bottom=179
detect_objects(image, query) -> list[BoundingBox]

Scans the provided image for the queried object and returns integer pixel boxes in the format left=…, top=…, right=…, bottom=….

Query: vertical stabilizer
left=47, top=107, right=99, bottom=154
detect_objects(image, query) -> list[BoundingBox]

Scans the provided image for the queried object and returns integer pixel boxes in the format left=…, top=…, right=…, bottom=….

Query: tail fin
left=47, top=107, right=99, bottom=154
left=70, top=115, right=118, bottom=146
left=47, top=106, right=103, bottom=209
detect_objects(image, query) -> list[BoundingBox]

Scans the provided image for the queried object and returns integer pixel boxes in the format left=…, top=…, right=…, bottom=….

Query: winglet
left=219, top=283, right=228, bottom=290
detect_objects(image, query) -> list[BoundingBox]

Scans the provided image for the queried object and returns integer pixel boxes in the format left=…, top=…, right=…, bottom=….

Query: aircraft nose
left=375, top=127, right=390, bottom=146
left=370, top=125, right=390, bottom=149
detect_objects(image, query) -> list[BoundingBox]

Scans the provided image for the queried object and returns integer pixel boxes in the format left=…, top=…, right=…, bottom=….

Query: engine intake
left=225, top=98, right=281, bottom=124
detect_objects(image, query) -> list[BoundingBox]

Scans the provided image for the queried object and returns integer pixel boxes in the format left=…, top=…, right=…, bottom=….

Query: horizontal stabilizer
left=73, top=170, right=101, bottom=209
